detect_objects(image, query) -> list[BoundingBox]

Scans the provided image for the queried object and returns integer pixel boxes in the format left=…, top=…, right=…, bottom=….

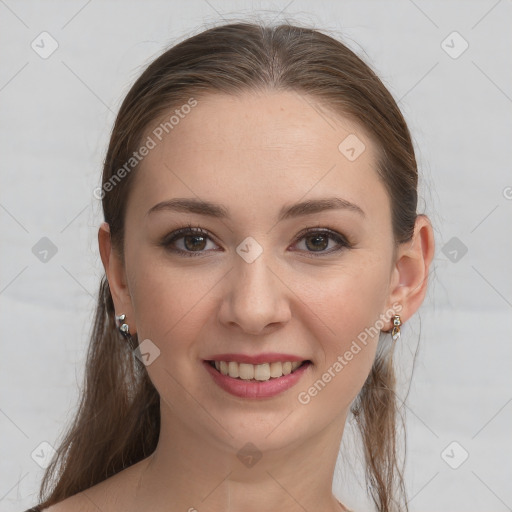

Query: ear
left=384, top=214, right=435, bottom=329
left=98, top=222, right=136, bottom=332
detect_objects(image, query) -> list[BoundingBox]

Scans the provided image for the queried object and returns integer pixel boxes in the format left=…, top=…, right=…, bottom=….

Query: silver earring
left=115, top=313, right=136, bottom=350
left=391, top=314, right=402, bottom=342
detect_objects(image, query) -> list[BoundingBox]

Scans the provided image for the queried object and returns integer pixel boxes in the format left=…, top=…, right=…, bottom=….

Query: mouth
left=206, top=359, right=311, bottom=381
left=203, top=358, right=312, bottom=399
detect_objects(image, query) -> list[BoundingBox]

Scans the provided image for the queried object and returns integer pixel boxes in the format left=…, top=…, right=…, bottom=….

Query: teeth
left=239, top=363, right=254, bottom=380
left=211, top=360, right=304, bottom=381
left=254, top=364, right=270, bottom=381
left=228, top=361, right=239, bottom=378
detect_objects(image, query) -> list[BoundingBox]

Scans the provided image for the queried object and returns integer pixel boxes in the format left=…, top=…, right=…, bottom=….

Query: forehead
left=131, top=90, right=388, bottom=221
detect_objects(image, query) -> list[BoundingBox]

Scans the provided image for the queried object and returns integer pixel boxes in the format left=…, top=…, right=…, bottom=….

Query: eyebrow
left=146, top=196, right=365, bottom=221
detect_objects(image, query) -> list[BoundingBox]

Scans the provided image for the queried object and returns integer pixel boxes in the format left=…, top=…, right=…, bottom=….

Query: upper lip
left=205, top=353, right=309, bottom=365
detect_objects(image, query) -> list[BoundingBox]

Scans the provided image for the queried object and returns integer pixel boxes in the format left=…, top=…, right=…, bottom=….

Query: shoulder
left=38, top=457, right=150, bottom=512
left=37, top=488, right=113, bottom=512
left=36, top=484, right=115, bottom=512
left=38, top=492, right=97, bottom=512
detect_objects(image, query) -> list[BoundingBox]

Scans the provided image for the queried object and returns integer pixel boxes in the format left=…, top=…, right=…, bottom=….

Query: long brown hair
left=36, top=21, right=419, bottom=512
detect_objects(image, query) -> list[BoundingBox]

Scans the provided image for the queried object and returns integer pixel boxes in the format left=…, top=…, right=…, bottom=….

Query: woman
left=26, top=21, right=434, bottom=512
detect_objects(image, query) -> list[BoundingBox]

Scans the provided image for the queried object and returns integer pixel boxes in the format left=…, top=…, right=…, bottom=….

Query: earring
left=115, top=313, right=137, bottom=350
left=391, top=314, right=402, bottom=342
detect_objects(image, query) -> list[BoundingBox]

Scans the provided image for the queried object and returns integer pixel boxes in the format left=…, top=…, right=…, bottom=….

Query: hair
left=36, top=20, right=420, bottom=512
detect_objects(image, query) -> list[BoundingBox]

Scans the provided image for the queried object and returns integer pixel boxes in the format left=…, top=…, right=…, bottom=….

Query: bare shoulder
left=40, top=458, right=149, bottom=512
left=41, top=491, right=93, bottom=512
left=40, top=483, right=115, bottom=512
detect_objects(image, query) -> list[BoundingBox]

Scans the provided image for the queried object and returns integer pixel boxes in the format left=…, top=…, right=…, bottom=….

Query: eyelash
left=160, top=223, right=352, bottom=258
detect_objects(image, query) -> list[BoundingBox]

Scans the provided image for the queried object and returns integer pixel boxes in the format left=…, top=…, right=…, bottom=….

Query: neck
left=128, top=400, right=348, bottom=512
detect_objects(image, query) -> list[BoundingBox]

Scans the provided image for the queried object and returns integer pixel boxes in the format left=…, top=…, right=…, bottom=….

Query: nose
left=217, top=254, right=292, bottom=336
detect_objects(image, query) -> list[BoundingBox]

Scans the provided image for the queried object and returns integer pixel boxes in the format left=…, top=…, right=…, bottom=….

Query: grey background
left=1, top=1, right=511, bottom=511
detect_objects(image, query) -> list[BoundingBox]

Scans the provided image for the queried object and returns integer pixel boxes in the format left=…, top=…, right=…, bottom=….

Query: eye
left=290, top=227, right=351, bottom=256
left=160, top=225, right=351, bottom=258
left=160, top=225, right=220, bottom=256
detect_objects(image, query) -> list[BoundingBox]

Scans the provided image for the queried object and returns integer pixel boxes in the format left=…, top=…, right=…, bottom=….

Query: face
left=117, top=91, right=400, bottom=453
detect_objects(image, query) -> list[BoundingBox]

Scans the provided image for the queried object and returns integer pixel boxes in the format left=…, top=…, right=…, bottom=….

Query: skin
left=49, top=90, right=434, bottom=512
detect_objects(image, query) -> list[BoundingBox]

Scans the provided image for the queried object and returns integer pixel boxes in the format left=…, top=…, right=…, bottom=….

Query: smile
left=208, top=360, right=306, bottom=381
left=203, top=358, right=312, bottom=399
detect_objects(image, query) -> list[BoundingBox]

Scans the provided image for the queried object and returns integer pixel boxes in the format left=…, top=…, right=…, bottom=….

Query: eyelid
left=288, top=226, right=351, bottom=254
left=292, top=225, right=349, bottom=244
left=160, top=224, right=351, bottom=257
left=160, top=224, right=221, bottom=256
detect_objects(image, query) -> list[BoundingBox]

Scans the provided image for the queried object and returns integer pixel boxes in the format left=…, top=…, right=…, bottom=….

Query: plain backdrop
left=1, top=1, right=511, bottom=511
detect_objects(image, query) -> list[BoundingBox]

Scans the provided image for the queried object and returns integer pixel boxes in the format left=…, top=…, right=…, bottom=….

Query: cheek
left=126, top=248, right=221, bottom=346
left=294, top=257, right=390, bottom=395
left=297, top=255, right=390, bottom=342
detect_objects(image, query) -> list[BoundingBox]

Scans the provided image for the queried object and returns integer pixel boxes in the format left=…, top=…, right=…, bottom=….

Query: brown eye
left=304, top=233, right=329, bottom=251
left=161, top=226, right=220, bottom=256
left=183, top=234, right=207, bottom=251
left=292, top=228, right=350, bottom=255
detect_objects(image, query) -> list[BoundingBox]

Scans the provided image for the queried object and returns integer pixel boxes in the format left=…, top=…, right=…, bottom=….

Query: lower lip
left=203, top=361, right=311, bottom=399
